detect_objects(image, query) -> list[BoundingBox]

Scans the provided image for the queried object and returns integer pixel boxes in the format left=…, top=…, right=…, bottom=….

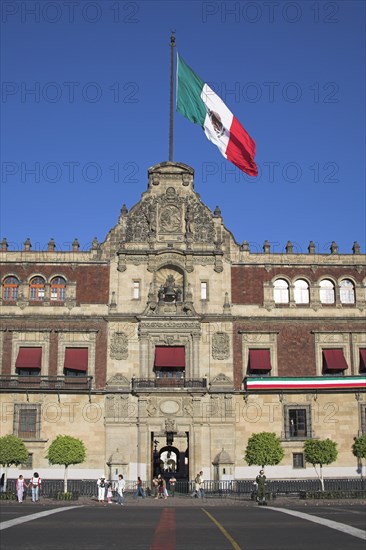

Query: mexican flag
left=176, top=54, right=258, bottom=176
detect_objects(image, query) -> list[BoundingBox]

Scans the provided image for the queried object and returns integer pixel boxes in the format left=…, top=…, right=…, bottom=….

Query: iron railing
left=0, top=375, right=93, bottom=392
left=132, top=378, right=207, bottom=390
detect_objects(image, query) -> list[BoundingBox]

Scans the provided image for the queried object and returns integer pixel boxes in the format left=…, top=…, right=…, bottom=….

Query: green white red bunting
left=176, top=54, right=258, bottom=177
left=245, top=376, right=366, bottom=391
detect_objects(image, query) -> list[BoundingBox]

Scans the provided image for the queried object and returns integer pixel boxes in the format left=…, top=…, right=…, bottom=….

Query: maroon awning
left=64, top=348, right=88, bottom=371
left=154, top=347, right=185, bottom=368
left=15, top=347, right=42, bottom=369
left=360, top=349, right=366, bottom=371
left=323, top=349, right=348, bottom=370
left=248, top=349, right=272, bottom=371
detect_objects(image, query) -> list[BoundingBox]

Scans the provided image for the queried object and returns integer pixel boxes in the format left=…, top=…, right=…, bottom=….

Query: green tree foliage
left=46, top=435, right=86, bottom=493
left=304, top=438, right=338, bottom=491
left=244, top=432, right=284, bottom=468
left=352, top=434, right=366, bottom=479
left=0, top=435, right=28, bottom=491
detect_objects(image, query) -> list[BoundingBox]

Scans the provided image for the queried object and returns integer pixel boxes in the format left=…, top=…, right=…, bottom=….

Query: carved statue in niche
left=110, top=332, right=128, bottom=360
left=212, top=332, right=230, bottom=360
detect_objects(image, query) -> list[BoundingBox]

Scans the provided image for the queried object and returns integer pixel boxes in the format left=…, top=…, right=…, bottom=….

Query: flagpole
left=169, top=31, right=176, bottom=162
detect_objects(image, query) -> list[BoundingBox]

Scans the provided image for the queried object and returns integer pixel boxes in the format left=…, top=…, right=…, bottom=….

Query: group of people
left=191, top=471, right=205, bottom=498
left=152, top=474, right=176, bottom=499
left=97, top=474, right=126, bottom=505
left=14, top=472, right=41, bottom=503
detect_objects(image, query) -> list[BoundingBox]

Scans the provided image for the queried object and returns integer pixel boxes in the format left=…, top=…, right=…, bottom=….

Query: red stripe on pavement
left=150, top=508, right=176, bottom=550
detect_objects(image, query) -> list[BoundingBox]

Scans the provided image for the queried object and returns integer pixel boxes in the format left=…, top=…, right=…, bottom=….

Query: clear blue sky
left=1, top=0, right=365, bottom=254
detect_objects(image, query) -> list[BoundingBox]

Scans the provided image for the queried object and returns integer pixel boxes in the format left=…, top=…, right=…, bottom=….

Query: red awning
left=64, top=348, right=88, bottom=371
left=323, top=349, right=348, bottom=370
left=155, top=347, right=185, bottom=368
left=360, top=349, right=366, bottom=371
left=15, top=347, right=42, bottom=369
left=248, top=349, right=272, bottom=371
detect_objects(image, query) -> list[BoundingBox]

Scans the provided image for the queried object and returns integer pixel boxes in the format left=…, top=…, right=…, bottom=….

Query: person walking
left=16, top=475, right=28, bottom=503
left=191, top=473, right=201, bottom=498
left=115, top=474, right=125, bottom=506
left=134, top=476, right=145, bottom=499
left=255, top=469, right=267, bottom=505
left=152, top=476, right=159, bottom=499
left=29, top=472, right=41, bottom=503
left=198, top=471, right=205, bottom=499
left=169, top=475, right=176, bottom=497
left=107, top=481, right=113, bottom=504
left=97, top=476, right=106, bottom=503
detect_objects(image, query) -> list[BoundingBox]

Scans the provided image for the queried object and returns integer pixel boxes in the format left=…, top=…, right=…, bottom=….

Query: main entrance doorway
left=151, top=432, right=189, bottom=481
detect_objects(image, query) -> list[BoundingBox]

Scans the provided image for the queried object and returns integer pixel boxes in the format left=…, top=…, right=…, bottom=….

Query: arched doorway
left=152, top=433, right=189, bottom=481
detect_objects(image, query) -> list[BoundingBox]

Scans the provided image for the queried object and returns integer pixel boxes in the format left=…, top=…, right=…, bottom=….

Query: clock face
left=159, top=205, right=182, bottom=233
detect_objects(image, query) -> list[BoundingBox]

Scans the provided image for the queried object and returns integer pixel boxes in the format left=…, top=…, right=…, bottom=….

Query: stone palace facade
left=1, top=162, right=365, bottom=482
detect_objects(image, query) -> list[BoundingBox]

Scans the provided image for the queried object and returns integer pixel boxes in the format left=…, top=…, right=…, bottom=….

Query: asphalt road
left=1, top=500, right=365, bottom=550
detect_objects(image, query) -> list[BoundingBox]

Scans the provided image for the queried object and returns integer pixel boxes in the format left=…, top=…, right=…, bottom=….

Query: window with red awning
left=154, top=347, right=185, bottom=368
left=248, top=349, right=272, bottom=371
left=15, top=347, right=42, bottom=369
left=322, top=349, right=348, bottom=371
left=64, top=348, right=88, bottom=371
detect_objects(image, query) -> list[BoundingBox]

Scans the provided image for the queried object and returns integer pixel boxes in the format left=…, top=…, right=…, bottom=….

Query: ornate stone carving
left=125, top=197, right=156, bottom=242
left=159, top=204, right=182, bottom=233
left=212, top=332, right=230, bottom=360
left=146, top=397, right=158, bottom=416
left=187, top=198, right=215, bottom=244
left=110, top=332, right=128, bottom=360
left=183, top=397, right=193, bottom=417
left=106, top=373, right=130, bottom=388
left=165, top=418, right=176, bottom=432
left=210, top=373, right=233, bottom=388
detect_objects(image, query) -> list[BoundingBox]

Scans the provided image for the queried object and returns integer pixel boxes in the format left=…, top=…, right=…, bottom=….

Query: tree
left=0, top=435, right=28, bottom=491
left=46, top=435, right=86, bottom=493
left=304, top=438, right=338, bottom=491
left=244, top=432, right=284, bottom=469
left=352, top=434, right=366, bottom=479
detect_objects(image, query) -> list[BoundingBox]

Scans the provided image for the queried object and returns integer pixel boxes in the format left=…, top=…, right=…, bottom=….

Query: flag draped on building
left=176, top=53, right=258, bottom=177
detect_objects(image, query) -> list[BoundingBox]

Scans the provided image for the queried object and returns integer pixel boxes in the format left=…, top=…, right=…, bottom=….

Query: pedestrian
left=157, top=475, right=167, bottom=499
left=29, top=472, right=41, bottom=503
left=198, top=471, right=205, bottom=499
left=152, top=476, right=159, bottom=499
left=115, top=474, right=125, bottom=506
left=97, top=476, right=106, bottom=503
left=191, top=473, right=201, bottom=498
left=107, top=481, right=113, bottom=504
left=16, top=475, right=28, bottom=503
left=0, top=473, right=5, bottom=493
left=255, top=469, right=267, bottom=505
left=169, top=475, right=176, bottom=497
left=134, top=476, right=145, bottom=498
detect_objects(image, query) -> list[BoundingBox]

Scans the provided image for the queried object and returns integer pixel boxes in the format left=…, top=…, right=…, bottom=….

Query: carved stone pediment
left=106, top=374, right=130, bottom=389
left=210, top=373, right=233, bottom=388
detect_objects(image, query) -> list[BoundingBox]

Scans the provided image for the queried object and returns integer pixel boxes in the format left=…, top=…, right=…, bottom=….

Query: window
left=64, top=347, right=88, bottom=377
left=247, top=349, right=272, bottom=376
left=200, top=282, right=208, bottom=300
left=29, top=276, right=45, bottom=301
left=284, top=405, right=311, bottom=439
left=14, top=404, right=40, bottom=440
left=322, top=349, right=348, bottom=375
left=133, top=280, right=140, bottom=300
left=361, top=404, right=366, bottom=435
left=273, top=279, right=289, bottom=304
left=293, top=453, right=305, bottom=469
left=15, top=347, right=42, bottom=376
left=154, top=346, right=185, bottom=381
left=294, top=279, right=309, bottom=304
left=359, top=349, right=366, bottom=373
left=2, top=276, right=19, bottom=301
left=340, top=279, right=355, bottom=304
left=50, top=276, right=66, bottom=301
left=319, top=279, right=335, bottom=304
left=20, top=453, right=33, bottom=469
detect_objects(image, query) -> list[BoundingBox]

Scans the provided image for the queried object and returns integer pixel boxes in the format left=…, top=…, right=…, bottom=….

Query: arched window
left=340, top=279, right=355, bottom=304
left=29, top=276, right=45, bottom=301
left=50, top=276, right=66, bottom=301
left=294, top=279, right=310, bottom=304
left=2, top=276, right=19, bottom=301
left=319, top=279, right=335, bottom=304
left=273, top=279, right=289, bottom=304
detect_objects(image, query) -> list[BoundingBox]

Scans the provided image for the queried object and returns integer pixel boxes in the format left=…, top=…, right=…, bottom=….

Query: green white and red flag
left=176, top=53, right=258, bottom=176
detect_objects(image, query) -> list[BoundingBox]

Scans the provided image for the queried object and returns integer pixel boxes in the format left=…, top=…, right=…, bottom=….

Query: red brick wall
left=0, top=263, right=109, bottom=305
